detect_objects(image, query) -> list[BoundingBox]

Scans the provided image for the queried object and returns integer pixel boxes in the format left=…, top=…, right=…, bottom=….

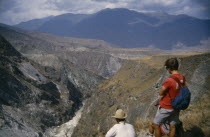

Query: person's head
left=164, top=58, right=179, bottom=73
left=112, top=109, right=127, bottom=123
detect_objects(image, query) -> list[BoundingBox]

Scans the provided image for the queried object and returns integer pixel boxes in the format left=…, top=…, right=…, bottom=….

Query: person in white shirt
left=105, top=109, right=136, bottom=137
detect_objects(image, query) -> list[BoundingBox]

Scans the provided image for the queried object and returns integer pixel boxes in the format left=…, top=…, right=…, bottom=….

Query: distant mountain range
left=15, top=8, right=210, bottom=49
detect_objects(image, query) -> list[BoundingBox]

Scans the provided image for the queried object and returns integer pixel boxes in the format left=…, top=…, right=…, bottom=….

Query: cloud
left=0, top=0, right=67, bottom=25
left=0, top=0, right=209, bottom=25
left=173, top=0, right=210, bottom=19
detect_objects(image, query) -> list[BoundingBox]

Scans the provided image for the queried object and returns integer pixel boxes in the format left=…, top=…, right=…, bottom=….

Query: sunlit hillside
left=73, top=52, right=210, bottom=137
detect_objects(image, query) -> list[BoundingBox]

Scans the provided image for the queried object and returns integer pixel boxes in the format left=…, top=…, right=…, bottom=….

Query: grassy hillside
left=72, top=52, right=210, bottom=137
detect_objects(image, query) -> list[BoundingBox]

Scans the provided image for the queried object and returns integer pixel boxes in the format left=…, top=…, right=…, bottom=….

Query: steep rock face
left=0, top=35, right=22, bottom=57
left=57, top=51, right=122, bottom=78
left=0, top=35, right=104, bottom=136
left=0, top=35, right=63, bottom=136
left=25, top=53, right=105, bottom=97
left=72, top=53, right=210, bottom=137
left=0, top=24, right=125, bottom=78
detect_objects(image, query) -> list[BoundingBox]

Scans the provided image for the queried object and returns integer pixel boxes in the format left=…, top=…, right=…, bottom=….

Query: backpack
left=169, top=76, right=191, bottom=110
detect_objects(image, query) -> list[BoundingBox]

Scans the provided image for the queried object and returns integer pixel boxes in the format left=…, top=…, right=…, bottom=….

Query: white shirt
left=105, top=122, right=136, bottom=137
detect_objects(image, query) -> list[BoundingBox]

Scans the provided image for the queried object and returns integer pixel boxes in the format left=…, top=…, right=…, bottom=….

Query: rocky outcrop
left=56, top=51, right=123, bottom=78
left=0, top=35, right=104, bottom=136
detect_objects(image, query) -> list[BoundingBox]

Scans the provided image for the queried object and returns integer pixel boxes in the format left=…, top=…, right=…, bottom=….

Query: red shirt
left=159, top=74, right=186, bottom=109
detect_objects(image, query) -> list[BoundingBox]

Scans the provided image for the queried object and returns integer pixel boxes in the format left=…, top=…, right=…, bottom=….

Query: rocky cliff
left=0, top=35, right=104, bottom=137
left=0, top=23, right=163, bottom=78
left=72, top=53, right=210, bottom=137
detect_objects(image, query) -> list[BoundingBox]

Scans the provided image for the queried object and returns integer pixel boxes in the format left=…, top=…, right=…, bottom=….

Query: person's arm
left=159, top=86, right=168, bottom=96
left=105, top=126, right=117, bottom=137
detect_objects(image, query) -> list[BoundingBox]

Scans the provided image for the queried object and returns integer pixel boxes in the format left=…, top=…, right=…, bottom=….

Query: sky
left=0, top=0, right=210, bottom=25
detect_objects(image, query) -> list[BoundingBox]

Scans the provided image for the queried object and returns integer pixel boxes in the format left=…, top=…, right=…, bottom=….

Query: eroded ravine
left=45, top=102, right=85, bottom=137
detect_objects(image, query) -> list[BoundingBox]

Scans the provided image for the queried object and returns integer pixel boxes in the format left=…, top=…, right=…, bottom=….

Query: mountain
left=0, top=35, right=21, bottom=57
left=15, top=8, right=210, bottom=49
left=0, top=34, right=105, bottom=136
left=37, top=13, right=89, bottom=36
left=0, top=23, right=164, bottom=137
left=0, top=35, right=60, bottom=136
left=15, top=16, right=54, bottom=31
left=0, top=23, right=163, bottom=78
left=72, top=53, right=210, bottom=137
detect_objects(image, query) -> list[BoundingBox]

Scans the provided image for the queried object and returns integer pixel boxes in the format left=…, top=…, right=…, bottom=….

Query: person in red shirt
left=151, top=58, right=186, bottom=137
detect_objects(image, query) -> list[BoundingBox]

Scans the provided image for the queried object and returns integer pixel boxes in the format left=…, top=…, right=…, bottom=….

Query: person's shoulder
left=162, top=77, right=174, bottom=87
left=173, top=73, right=184, bottom=77
left=164, top=77, right=174, bottom=83
left=126, top=123, right=135, bottom=128
left=109, top=124, right=119, bottom=130
left=172, top=74, right=185, bottom=80
left=113, top=123, right=120, bottom=127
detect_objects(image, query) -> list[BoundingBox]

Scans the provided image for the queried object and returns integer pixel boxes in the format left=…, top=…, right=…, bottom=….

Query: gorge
left=0, top=14, right=210, bottom=137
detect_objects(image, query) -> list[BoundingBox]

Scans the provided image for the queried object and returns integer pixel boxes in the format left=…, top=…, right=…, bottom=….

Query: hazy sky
left=0, top=0, right=209, bottom=25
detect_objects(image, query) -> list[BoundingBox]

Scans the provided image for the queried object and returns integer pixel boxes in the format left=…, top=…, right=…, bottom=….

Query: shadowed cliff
left=0, top=35, right=104, bottom=136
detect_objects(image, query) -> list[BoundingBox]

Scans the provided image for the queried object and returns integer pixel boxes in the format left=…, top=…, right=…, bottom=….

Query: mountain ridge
left=15, top=8, right=210, bottom=49
left=0, top=23, right=165, bottom=78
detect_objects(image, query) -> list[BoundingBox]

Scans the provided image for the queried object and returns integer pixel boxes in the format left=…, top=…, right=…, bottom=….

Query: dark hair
left=116, top=118, right=125, bottom=123
left=165, top=58, right=179, bottom=70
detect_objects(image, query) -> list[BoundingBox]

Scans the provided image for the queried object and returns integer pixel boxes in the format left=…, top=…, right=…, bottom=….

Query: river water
left=45, top=104, right=84, bottom=137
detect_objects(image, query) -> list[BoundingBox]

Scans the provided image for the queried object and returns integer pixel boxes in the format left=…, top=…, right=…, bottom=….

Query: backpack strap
left=170, top=75, right=185, bottom=88
left=168, top=75, right=183, bottom=101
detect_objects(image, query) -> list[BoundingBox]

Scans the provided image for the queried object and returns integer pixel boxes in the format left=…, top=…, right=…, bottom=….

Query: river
left=45, top=104, right=84, bottom=137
